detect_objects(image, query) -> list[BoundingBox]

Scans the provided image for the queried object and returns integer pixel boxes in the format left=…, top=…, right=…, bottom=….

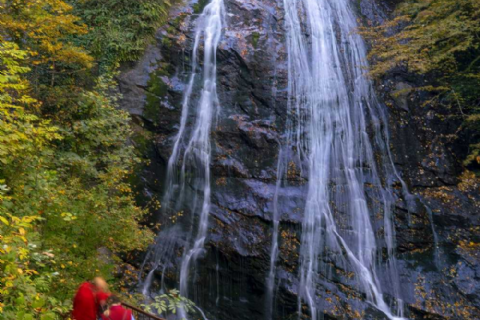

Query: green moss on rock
left=251, top=32, right=260, bottom=48
left=193, top=0, right=209, bottom=14
left=144, top=66, right=170, bottom=124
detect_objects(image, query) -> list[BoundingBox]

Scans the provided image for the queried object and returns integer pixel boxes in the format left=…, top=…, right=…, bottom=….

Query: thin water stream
left=176, top=0, right=224, bottom=303
left=142, top=0, right=225, bottom=318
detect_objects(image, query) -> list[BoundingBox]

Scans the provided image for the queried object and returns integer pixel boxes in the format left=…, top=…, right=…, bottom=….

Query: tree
left=1, top=0, right=159, bottom=318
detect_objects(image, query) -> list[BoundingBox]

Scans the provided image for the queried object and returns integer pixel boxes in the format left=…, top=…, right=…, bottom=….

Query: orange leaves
left=0, top=0, right=94, bottom=73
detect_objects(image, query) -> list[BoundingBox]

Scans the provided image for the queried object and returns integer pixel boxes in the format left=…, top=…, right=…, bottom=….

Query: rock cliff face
left=118, top=0, right=480, bottom=319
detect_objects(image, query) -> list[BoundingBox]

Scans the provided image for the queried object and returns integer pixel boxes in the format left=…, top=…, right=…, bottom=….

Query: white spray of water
left=266, top=0, right=407, bottom=319
left=161, top=0, right=225, bottom=318
left=140, top=226, right=183, bottom=298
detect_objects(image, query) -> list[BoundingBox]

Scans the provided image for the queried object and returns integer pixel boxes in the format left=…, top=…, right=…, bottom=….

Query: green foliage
left=142, top=289, right=197, bottom=319
left=0, top=0, right=179, bottom=317
left=360, top=0, right=480, bottom=168
left=0, top=44, right=154, bottom=317
left=72, top=0, right=179, bottom=68
left=360, top=0, right=480, bottom=77
left=0, top=0, right=94, bottom=89
left=0, top=38, right=68, bottom=319
left=0, top=41, right=36, bottom=109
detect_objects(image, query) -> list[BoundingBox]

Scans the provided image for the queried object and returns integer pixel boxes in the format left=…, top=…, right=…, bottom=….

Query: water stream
left=142, top=0, right=225, bottom=317
left=266, top=0, right=407, bottom=319
left=176, top=0, right=224, bottom=303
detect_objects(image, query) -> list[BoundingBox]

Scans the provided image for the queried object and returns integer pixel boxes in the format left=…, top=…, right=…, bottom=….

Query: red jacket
left=72, top=282, right=110, bottom=320
left=97, top=291, right=111, bottom=312
left=72, top=282, right=97, bottom=320
left=101, top=305, right=132, bottom=320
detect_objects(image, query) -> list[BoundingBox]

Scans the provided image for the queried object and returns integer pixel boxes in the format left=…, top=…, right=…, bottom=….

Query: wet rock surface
left=118, top=0, right=480, bottom=319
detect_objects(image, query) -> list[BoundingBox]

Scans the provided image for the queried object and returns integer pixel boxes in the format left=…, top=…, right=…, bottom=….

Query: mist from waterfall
left=266, top=0, right=406, bottom=319
left=141, top=0, right=225, bottom=314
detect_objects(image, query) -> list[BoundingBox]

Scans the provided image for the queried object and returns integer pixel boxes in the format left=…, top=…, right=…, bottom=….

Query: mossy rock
left=251, top=32, right=260, bottom=49
left=192, top=0, right=210, bottom=14
left=144, top=65, right=171, bottom=124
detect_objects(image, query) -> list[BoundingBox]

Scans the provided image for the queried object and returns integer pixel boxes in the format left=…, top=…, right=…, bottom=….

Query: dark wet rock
left=118, top=45, right=163, bottom=117
left=118, top=0, right=480, bottom=319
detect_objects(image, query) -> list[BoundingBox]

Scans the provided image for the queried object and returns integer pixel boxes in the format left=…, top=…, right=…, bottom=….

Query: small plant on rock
left=142, top=289, right=197, bottom=319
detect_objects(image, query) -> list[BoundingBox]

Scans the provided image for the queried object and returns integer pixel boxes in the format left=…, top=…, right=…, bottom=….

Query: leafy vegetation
left=73, top=0, right=178, bottom=68
left=142, top=289, right=197, bottom=318
left=0, top=0, right=177, bottom=318
left=360, top=0, right=480, bottom=168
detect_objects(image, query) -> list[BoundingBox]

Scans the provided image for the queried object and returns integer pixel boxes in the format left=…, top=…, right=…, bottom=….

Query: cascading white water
left=266, top=0, right=407, bottom=319
left=265, top=149, right=284, bottom=320
left=159, top=0, right=224, bottom=313
left=140, top=226, right=183, bottom=298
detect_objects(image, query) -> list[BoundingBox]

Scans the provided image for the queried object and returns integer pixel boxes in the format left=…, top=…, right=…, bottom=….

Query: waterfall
left=176, top=0, right=224, bottom=303
left=142, top=0, right=225, bottom=313
left=140, top=226, right=183, bottom=298
left=266, top=0, right=406, bottom=319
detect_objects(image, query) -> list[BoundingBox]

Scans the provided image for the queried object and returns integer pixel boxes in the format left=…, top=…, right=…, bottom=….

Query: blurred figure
left=101, top=295, right=135, bottom=320
left=93, top=277, right=111, bottom=314
left=72, top=277, right=111, bottom=320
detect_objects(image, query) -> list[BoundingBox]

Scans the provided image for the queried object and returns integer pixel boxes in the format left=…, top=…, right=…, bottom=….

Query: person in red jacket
left=72, top=277, right=111, bottom=320
left=101, top=295, right=134, bottom=320
left=94, top=277, right=111, bottom=314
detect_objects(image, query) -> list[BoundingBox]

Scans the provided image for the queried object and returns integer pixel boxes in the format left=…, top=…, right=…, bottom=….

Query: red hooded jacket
left=72, top=282, right=110, bottom=320
left=72, top=282, right=97, bottom=320
left=101, top=305, right=132, bottom=320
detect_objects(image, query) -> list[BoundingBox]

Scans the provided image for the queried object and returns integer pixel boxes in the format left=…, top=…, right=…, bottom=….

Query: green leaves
left=40, top=314, right=56, bottom=320
left=0, top=215, right=9, bottom=225
left=142, top=289, right=197, bottom=318
left=0, top=0, right=171, bottom=318
left=73, top=0, right=179, bottom=67
left=32, top=297, right=46, bottom=309
left=361, top=0, right=480, bottom=77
